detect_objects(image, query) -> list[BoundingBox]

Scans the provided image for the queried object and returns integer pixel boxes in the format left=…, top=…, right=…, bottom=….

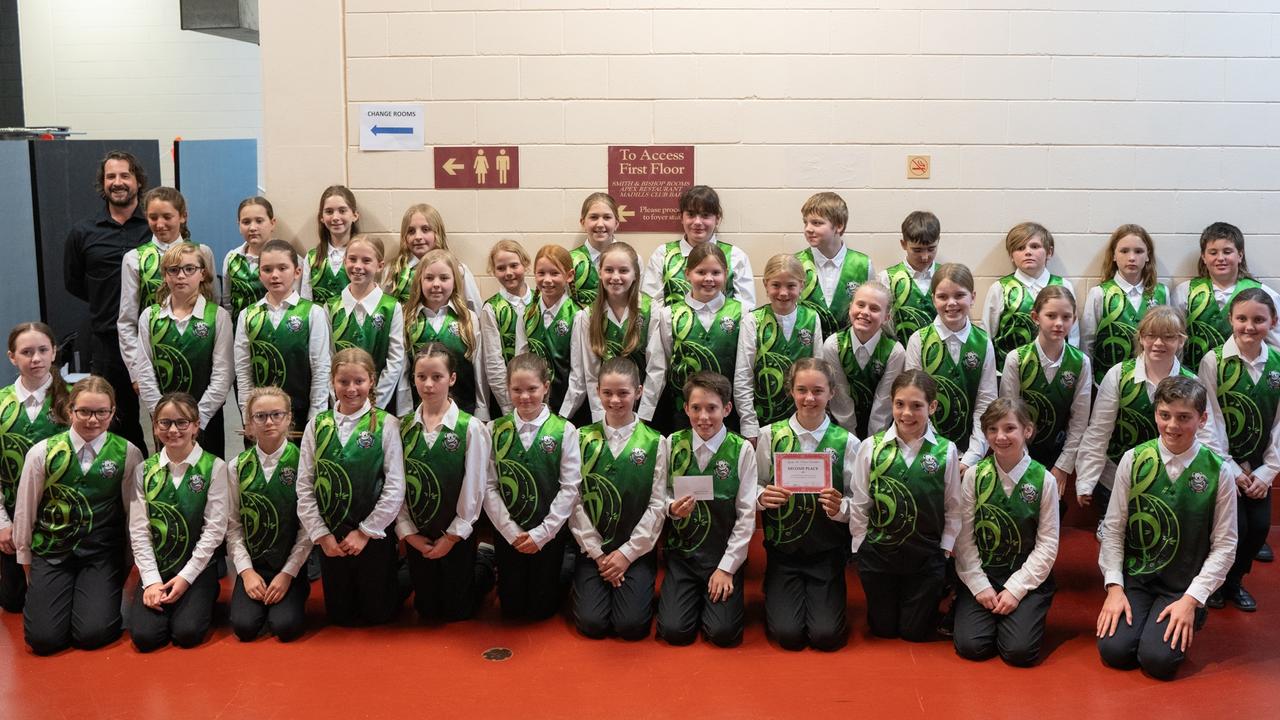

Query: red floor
left=3, top=528, right=1278, bottom=720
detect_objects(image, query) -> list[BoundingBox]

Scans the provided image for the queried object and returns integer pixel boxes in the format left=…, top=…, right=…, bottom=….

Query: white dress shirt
left=397, top=304, right=489, bottom=420
left=806, top=244, right=876, bottom=307
left=1199, top=338, right=1280, bottom=484
left=394, top=401, right=490, bottom=541
left=1099, top=439, right=1238, bottom=605
left=12, top=375, right=52, bottom=423
left=982, top=268, right=1080, bottom=349
left=569, top=417, right=670, bottom=562
left=754, top=414, right=860, bottom=523
left=224, top=440, right=313, bottom=578
left=640, top=235, right=756, bottom=311
left=128, top=445, right=228, bottom=588
left=1173, top=279, right=1280, bottom=351
left=118, top=237, right=219, bottom=382
left=483, top=405, right=583, bottom=549
left=233, top=291, right=332, bottom=424
left=734, top=306, right=825, bottom=439
left=877, top=262, right=935, bottom=296
left=848, top=424, right=962, bottom=554
left=480, top=287, right=534, bottom=415
left=1080, top=278, right=1167, bottom=362
left=136, top=295, right=234, bottom=429
left=819, top=328, right=905, bottom=438
left=295, top=401, right=406, bottom=540
left=998, top=338, right=1093, bottom=474
left=563, top=304, right=653, bottom=423
left=298, top=242, right=349, bottom=301
left=954, top=453, right=1060, bottom=601
left=663, top=425, right=757, bottom=574
left=904, top=317, right=998, bottom=466
left=514, top=293, right=572, bottom=356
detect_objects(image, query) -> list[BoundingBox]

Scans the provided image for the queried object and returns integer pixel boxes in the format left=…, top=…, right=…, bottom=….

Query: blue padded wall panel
left=0, top=142, right=40, bottom=385
left=175, top=139, right=258, bottom=265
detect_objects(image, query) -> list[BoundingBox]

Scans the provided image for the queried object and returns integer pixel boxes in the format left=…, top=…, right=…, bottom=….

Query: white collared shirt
left=394, top=400, right=490, bottom=542
left=333, top=400, right=372, bottom=444
left=296, top=406, right=406, bottom=541
left=158, top=445, right=204, bottom=489
left=233, top=292, right=332, bottom=426
left=118, top=238, right=218, bottom=383
left=539, top=293, right=570, bottom=330
left=1200, top=339, right=1280, bottom=483
left=820, top=328, right=905, bottom=438
left=848, top=423, right=962, bottom=553
left=685, top=292, right=726, bottom=332
left=999, top=339, right=1093, bottom=474
left=69, top=427, right=109, bottom=473
left=733, top=305, right=826, bottom=439
left=904, top=318, right=999, bottom=466
left=640, top=235, right=757, bottom=311
left=605, top=417, right=638, bottom=457
left=982, top=269, right=1080, bottom=348
left=1081, top=280, right=1168, bottom=363
left=515, top=405, right=552, bottom=450
left=809, top=244, right=848, bottom=305
left=878, top=261, right=936, bottom=296
left=224, top=440, right=313, bottom=578
left=661, top=424, right=757, bottom=574
left=13, top=375, right=52, bottom=422
left=480, top=287, right=536, bottom=415
left=419, top=303, right=450, bottom=333
left=691, top=425, right=727, bottom=470
left=340, top=284, right=385, bottom=324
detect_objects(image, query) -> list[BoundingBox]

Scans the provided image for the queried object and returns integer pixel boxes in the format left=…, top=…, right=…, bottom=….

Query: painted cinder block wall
left=262, top=1, right=1280, bottom=317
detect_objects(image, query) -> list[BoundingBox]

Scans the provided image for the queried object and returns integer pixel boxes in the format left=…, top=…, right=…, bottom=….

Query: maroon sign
left=607, top=145, right=694, bottom=233
left=433, top=146, right=519, bottom=189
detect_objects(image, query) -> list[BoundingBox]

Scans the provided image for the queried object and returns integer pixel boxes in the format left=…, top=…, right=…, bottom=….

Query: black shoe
left=1231, top=586, right=1258, bottom=612
left=1256, top=543, right=1274, bottom=563
left=1206, top=590, right=1225, bottom=609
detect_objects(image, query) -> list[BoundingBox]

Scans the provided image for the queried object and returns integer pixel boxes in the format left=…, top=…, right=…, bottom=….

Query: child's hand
left=707, top=569, right=734, bottom=603
left=1158, top=594, right=1199, bottom=652
left=1077, top=492, right=1092, bottom=508
left=974, top=588, right=998, bottom=611
left=1096, top=584, right=1132, bottom=638
left=1051, top=468, right=1072, bottom=498
left=425, top=534, right=458, bottom=560
left=993, top=590, right=1020, bottom=615
left=1236, top=471, right=1252, bottom=493
left=142, top=582, right=166, bottom=609
left=317, top=534, right=345, bottom=557
left=240, top=568, right=267, bottom=602
left=0, top=526, right=14, bottom=555
left=512, top=532, right=539, bottom=554
left=758, top=484, right=790, bottom=509
left=1245, top=474, right=1271, bottom=500
left=160, top=576, right=190, bottom=605
left=599, top=550, right=631, bottom=587
left=669, top=495, right=695, bottom=519
left=263, top=572, right=293, bottom=606
left=818, top=488, right=843, bottom=517
left=339, top=529, right=370, bottom=556
left=958, top=463, right=969, bottom=477
left=404, top=534, right=433, bottom=558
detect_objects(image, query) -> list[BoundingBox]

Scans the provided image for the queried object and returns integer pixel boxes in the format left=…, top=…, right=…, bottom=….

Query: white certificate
left=673, top=474, right=714, bottom=501
left=774, top=452, right=832, bottom=494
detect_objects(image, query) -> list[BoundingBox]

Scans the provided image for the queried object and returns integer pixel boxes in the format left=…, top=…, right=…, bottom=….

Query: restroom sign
left=358, top=104, right=424, bottom=151
left=433, top=146, right=520, bottom=189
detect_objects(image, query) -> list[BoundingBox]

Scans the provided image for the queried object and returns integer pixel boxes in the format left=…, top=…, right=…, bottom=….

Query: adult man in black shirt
left=63, top=151, right=151, bottom=451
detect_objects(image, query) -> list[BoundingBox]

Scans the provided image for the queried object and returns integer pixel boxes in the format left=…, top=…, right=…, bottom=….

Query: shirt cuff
left=1104, top=570, right=1125, bottom=589
left=940, top=533, right=957, bottom=553
left=358, top=521, right=387, bottom=540
left=446, top=518, right=473, bottom=541
left=395, top=518, right=418, bottom=540
left=16, top=549, right=30, bottom=565
left=141, top=569, right=164, bottom=588
left=528, top=525, right=549, bottom=549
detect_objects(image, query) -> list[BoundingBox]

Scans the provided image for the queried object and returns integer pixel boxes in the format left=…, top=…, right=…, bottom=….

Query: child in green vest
left=128, top=392, right=228, bottom=652
left=570, top=357, right=667, bottom=640
left=384, top=203, right=483, bottom=310
left=233, top=239, right=332, bottom=434
left=998, top=286, right=1091, bottom=516
left=396, top=344, right=494, bottom=622
left=516, top=245, right=583, bottom=424
left=1081, top=224, right=1168, bottom=386
left=326, top=235, right=405, bottom=412
left=221, top=196, right=276, bottom=327
left=565, top=242, right=651, bottom=424
left=736, top=254, right=824, bottom=442
left=640, top=242, right=745, bottom=435
left=981, top=222, right=1078, bottom=372
left=226, top=387, right=312, bottom=642
left=137, top=242, right=234, bottom=458
left=1077, top=307, right=1221, bottom=523
left=1175, top=221, right=1280, bottom=369
left=640, top=185, right=755, bottom=310
left=904, top=263, right=997, bottom=472
left=848, top=370, right=961, bottom=641
left=398, top=249, right=488, bottom=419
left=483, top=353, right=583, bottom=620
left=569, top=192, right=619, bottom=308
left=795, top=191, right=873, bottom=337
left=878, top=211, right=940, bottom=344
left=954, top=398, right=1059, bottom=666
left=821, top=282, right=904, bottom=440
left=657, top=371, right=756, bottom=647
left=302, top=185, right=360, bottom=305
left=480, top=239, right=533, bottom=416
left=297, top=348, right=405, bottom=626
left=12, top=376, right=142, bottom=655
left=1097, top=376, right=1237, bottom=680
left=755, top=358, right=858, bottom=651
left=1199, top=288, right=1280, bottom=612
left=0, top=322, right=70, bottom=614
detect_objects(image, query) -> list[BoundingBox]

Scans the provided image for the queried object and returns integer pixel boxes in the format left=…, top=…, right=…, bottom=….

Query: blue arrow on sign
left=371, top=125, right=413, bottom=135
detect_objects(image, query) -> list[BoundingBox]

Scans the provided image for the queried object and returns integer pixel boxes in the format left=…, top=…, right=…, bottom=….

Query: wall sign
left=358, top=104, right=424, bottom=151
left=607, top=145, right=694, bottom=233
left=433, top=146, right=520, bottom=189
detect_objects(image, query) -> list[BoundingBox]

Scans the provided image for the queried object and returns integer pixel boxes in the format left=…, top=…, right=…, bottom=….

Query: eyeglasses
left=251, top=410, right=289, bottom=424
left=1141, top=333, right=1182, bottom=344
left=72, top=408, right=113, bottom=420
left=156, top=418, right=193, bottom=431
left=164, top=264, right=203, bottom=277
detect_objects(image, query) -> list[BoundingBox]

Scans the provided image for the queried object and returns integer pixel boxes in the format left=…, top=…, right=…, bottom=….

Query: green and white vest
left=1092, top=280, right=1166, bottom=384
left=491, top=413, right=568, bottom=530
left=993, top=274, right=1065, bottom=371
left=835, top=330, right=897, bottom=439
left=972, top=457, right=1047, bottom=582
left=659, top=240, right=738, bottom=306
left=146, top=300, right=219, bottom=400
left=667, top=298, right=742, bottom=415
left=796, top=247, right=871, bottom=336
left=306, top=248, right=350, bottom=306
left=1015, top=342, right=1085, bottom=468
left=751, top=305, right=820, bottom=427
left=312, top=409, right=389, bottom=536
left=762, top=420, right=850, bottom=556
left=1184, top=278, right=1262, bottom=369
left=142, top=449, right=219, bottom=579
left=665, top=429, right=745, bottom=568
left=579, top=421, right=663, bottom=555
left=859, top=430, right=953, bottom=574
left=917, top=324, right=990, bottom=452
left=401, top=409, right=473, bottom=540
left=0, top=386, right=64, bottom=515
left=234, top=443, right=302, bottom=575
left=885, top=262, right=937, bottom=344
left=31, top=432, right=129, bottom=560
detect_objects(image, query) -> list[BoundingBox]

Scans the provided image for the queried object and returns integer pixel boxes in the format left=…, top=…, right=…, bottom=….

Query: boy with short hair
left=1096, top=376, right=1237, bottom=680
left=796, top=192, right=874, bottom=336
left=878, top=211, right=941, bottom=343
left=982, top=222, right=1079, bottom=370
left=656, top=371, right=756, bottom=647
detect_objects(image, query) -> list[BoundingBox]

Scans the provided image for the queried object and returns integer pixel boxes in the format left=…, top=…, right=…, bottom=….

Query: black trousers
left=494, top=530, right=569, bottom=620
left=318, top=534, right=400, bottom=626
left=953, top=576, right=1056, bottom=667
left=198, top=407, right=227, bottom=461
left=91, top=331, right=146, bottom=453
left=129, top=565, right=219, bottom=652
left=1225, top=492, right=1271, bottom=590
left=858, top=553, right=946, bottom=642
left=0, top=550, right=25, bottom=612
left=1096, top=578, right=1190, bottom=680
left=229, top=569, right=310, bottom=642
left=24, top=551, right=127, bottom=655
left=572, top=551, right=656, bottom=640
left=406, top=535, right=493, bottom=622
left=764, top=548, right=849, bottom=651
left=656, top=553, right=745, bottom=647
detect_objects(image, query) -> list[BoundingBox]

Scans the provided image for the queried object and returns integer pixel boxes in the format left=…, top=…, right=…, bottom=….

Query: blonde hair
left=487, top=239, right=530, bottom=274
left=762, top=254, right=806, bottom=284
left=1098, top=224, right=1158, bottom=298
left=245, top=386, right=292, bottom=419
left=1004, top=221, right=1054, bottom=256
left=68, top=375, right=115, bottom=412
left=406, top=249, right=476, bottom=360
left=579, top=192, right=619, bottom=220
left=331, top=347, right=380, bottom=431
left=345, top=234, right=386, bottom=283
left=1135, top=305, right=1186, bottom=354
left=588, top=242, right=643, bottom=360
left=155, top=242, right=214, bottom=306
left=930, top=262, right=975, bottom=295
left=386, top=204, right=446, bottom=294
left=800, top=192, right=848, bottom=230
left=850, top=280, right=895, bottom=336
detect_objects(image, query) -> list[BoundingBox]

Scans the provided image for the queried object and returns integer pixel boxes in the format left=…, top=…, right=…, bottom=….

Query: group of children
left=0, top=181, right=1271, bottom=682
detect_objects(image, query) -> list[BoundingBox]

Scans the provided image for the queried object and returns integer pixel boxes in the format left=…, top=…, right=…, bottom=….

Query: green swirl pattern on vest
left=0, top=386, right=63, bottom=513
left=667, top=298, right=741, bottom=414
left=306, top=248, right=350, bottom=306
left=973, top=457, right=1045, bottom=572
left=763, top=420, right=850, bottom=554
left=751, top=305, right=819, bottom=427
left=569, top=245, right=600, bottom=307
left=660, top=241, right=737, bottom=306
left=244, top=300, right=314, bottom=409
left=994, top=275, right=1064, bottom=372
left=235, top=443, right=301, bottom=573
left=918, top=324, right=988, bottom=451
left=1016, top=342, right=1084, bottom=466
left=1092, top=281, right=1166, bottom=384
left=523, top=297, right=581, bottom=409
left=1107, top=359, right=1197, bottom=465
left=885, top=262, right=936, bottom=343
left=143, top=450, right=218, bottom=578
left=485, top=294, right=520, bottom=363
left=327, top=292, right=398, bottom=375
left=795, top=247, right=870, bottom=336
left=227, top=252, right=266, bottom=321
left=313, top=410, right=388, bottom=535
left=31, top=433, right=128, bottom=558
left=579, top=421, right=662, bottom=554
left=137, top=242, right=165, bottom=308
left=835, top=330, right=897, bottom=439
left=1184, top=277, right=1261, bottom=369
left=665, top=429, right=744, bottom=565
left=492, top=413, right=567, bottom=530
left=1214, top=345, right=1280, bottom=470
left=1124, top=440, right=1220, bottom=592
left=146, top=300, right=219, bottom=399
left=400, top=410, right=471, bottom=539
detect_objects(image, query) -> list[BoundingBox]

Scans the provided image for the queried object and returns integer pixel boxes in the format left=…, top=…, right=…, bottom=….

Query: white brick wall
left=259, top=1, right=1280, bottom=311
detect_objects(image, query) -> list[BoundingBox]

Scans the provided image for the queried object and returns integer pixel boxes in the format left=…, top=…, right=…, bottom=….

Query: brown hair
left=153, top=392, right=199, bottom=424
left=598, top=356, right=641, bottom=388
left=580, top=192, right=620, bottom=220
left=142, top=187, right=191, bottom=240
left=332, top=347, right=380, bottom=432
left=891, top=369, right=938, bottom=404
left=413, top=341, right=458, bottom=376
left=588, top=242, right=643, bottom=360
left=786, top=357, right=839, bottom=393
left=1197, top=221, right=1255, bottom=281
left=155, top=242, right=214, bottom=306
left=800, top=192, right=848, bottom=231
left=1004, top=221, right=1053, bottom=256
left=685, top=241, right=729, bottom=275
left=8, top=322, right=71, bottom=425
left=406, top=249, right=476, bottom=360
left=1098, top=224, right=1158, bottom=299
left=386, top=204, right=447, bottom=295
left=980, top=397, right=1035, bottom=434
left=67, top=376, right=115, bottom=429
left=679, top=185, right=722, bottom=218
left=238, top=195, right=275, bottom=220
left=1230, top=287, right=1277, bottom=321
left=901, top=211, right=940, bottom=246
left=260, top=238, right=299, bottom=267
left=312, top=185, right=360, bottom=273
left=1031, top=285, right=1076, bottom=315
left=507, top=352, right=550, bottom=384
left=682, top=370, right=732, bottom=405
left=1153, top=375, right=1207, bottom=415
left=96, top=150, right=148, bottom=197
left=930, top=262, right=975, bottom=295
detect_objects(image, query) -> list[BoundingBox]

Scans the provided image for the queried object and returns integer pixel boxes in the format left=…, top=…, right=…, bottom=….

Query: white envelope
left=673, top=474, right=714, bottom=501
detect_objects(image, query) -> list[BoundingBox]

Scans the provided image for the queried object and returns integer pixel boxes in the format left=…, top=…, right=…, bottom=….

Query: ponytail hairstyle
left=684, top=240, right=729, bottom=276
left=588, top=242, right=643, bottom=360
left=386, top=203, right=447, bottom=294
left=1031, top=284, right=1076, bottom=316
left=413, top=341, right=459, bottom=376
left=1230, top=287, right=1277, bottom=321
left=597, top=355, right=641, bottom=388
left=8, top=322, right=71, bottom=425
left=67, top=375, right=115, bottom=426
left=142, top=186, right=191, bottom=240
left=331, top=347, right=380, bottom=432
left=312, top=185, right=360, bottom=274
left=930, top=262, right=975, bottom=296
left=405, top=249, right=476, bottom=361
left=155, top=242, right=214, bottom=306
left=238, top=195, right=275, bottom=221
left=345, top=234, right=386, bottom=283
left=1099, top=224, right=1158, bottom=300
left=891, top=369, right=938, bottom=405
left=785, top=357, right=839, bottom=393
